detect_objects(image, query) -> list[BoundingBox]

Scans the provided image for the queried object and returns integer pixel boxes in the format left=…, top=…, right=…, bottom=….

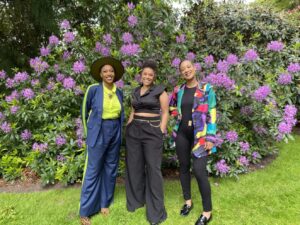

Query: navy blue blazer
left=81, top=82, right=124, bottom=147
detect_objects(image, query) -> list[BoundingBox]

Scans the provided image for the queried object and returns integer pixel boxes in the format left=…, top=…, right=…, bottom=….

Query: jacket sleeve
left=81, top=86, right=93, bottom=137
left=169, top=86, right=179, bottom=117
left=206, top=85, right=217, bottom=143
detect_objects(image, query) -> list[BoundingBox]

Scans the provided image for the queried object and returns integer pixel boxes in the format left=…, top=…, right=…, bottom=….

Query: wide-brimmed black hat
left=90, top=57, right=124, bottom=82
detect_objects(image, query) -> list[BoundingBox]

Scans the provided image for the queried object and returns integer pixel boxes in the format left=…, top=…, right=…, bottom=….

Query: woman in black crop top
left=125, top=60, right=169, bottom=225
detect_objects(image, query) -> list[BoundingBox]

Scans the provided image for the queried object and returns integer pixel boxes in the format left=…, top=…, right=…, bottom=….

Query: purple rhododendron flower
left=31, top=79, right=40, bottom=87
left=101, top=46, right=110, bottom=56
left=128, top=15, right=138, bottom=27
left=287, top=63, right=300, bottom=73
left=1, top=121, right=12, bottom=133
left=40, top=46, right=50, bottom=56
left=56, top=73, right=65, bottom=82
left=239, top=156, right=249, bottom=166
left=60, top=19, right=70, bottom=29
left=5, top=90, right=19, bottom=102
left=47, top=81, right=55, bottom=91
left=171, top=58, right=181, bottom=68
left=252, top=85, right=271, bottom=102
left=176, top=34, right=185, bottom=43
left=204, top=55, right=214, bottom=67
left=63, top=32, right=75, bottom=43
left=194, top=62, right=201, bottom=71
left=21, top=129, right=32, bottom=141
left=122, top=32, right=133, bottom=43
left=0, top=70, right=6, bottom=79
left=95, top=42, right=102, bottom=52
left=116, top=79, right=124, bottom=88
left=14, top=72, right=29, bottom=83
left=6, top=78, right=15, bottom=88
left=53, top=64, right=59, bottom=72
left=62, top=51, right=71, bottom=60
left=214, top=134, right=224, bottom=147
left=216, top=159, right=230, bottom=174
left=120, top=43, right=141, bottom=56
left=49, top=35, right=59, bottom=46
left=29, top=57, right=49, bottom=74
left=32, top=142, right=48, bottom=153
left=217, top=60, right=229, bottom=73
left=10, top=106, right=19, bottom=114
left=56, top=135, right=66, bottom=146
left=267, top=41, right=284, bottom=52
left=239, top=142, right=250, bottom=152
left=252, top=151, right=260, bottom=159
left=0, top=112, right=4, bottom=120
left=204, top=73, right=235, bottom=90
left=226, top=131, right=238, bottom=142
left=284, top=105, right=297, bottom=118
left=226, top=54, right=238, bottom=65
left=127, top=2, right=135, bottom=10
left=22, top=88, right=35, bottom=100
left=73, top=61, right=86, bottom=74
left=103, top=33, right=112, bottom=45
left=63, top=77, right=76, bottom=90
left=278, top=122, right=292, bottom=134
left=277, top=73, right=292, bottom=85
left=186, top=52, right=196, bottom=61
left=244, top=49, right=259, bottom=61
left=122, top=60, right=131, bottom=68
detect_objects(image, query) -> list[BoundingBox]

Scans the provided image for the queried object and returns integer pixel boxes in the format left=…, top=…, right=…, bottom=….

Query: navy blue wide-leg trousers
left=80, top=119, right=121, bottom=217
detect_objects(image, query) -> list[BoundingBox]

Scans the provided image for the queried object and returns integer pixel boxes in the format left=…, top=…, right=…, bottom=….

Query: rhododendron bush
left=0, top=1, right=299, bottom=184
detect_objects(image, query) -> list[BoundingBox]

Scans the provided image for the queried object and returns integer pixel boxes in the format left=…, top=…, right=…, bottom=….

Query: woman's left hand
left=204, top=141, right=214, bottom=150
left=160, top=127, right=165, bottom=134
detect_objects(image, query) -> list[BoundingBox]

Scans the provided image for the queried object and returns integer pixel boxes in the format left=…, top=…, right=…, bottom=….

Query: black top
left=131, top=84, right=165, bottom=114
left=181, top=86, right=196, bottom=123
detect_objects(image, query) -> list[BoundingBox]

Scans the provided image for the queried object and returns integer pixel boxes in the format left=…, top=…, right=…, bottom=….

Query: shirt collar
left=103, top=83, right=116, bottom=93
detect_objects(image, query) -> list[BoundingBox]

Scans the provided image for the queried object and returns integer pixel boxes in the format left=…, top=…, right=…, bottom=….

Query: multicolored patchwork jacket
left=169, top=82, right=217, bottom=158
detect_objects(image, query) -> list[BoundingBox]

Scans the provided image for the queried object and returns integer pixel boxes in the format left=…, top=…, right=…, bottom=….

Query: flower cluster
left=277, top=73, right=292, bottom=85
left=244, top=49, right=259, bottom=61
left=29, top=57, right=49, bottom=74
left=216, top=159, right=230, bottom=174
left=226, top=131, right=238, bottom=142
left=56, top=135, right=66, bottom=146
left=267, top=41, right=284, bottom=52
left=204, top=73, right=235, bottom=90
left=32, top=143, right=48, bottom=153
left=277, top=105, right=298, bottom=135
left=252, top=85, right=271, bottom=102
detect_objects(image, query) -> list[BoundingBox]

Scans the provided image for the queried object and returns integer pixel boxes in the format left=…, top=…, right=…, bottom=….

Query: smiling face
left=141, top=67, right=155, bottom=87
left=179, top=60, right=196, bottom=81
left=100, top=64, right=115, bottom=85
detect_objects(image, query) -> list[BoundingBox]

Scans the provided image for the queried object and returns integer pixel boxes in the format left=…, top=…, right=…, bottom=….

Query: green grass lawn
left=1, top=136, right=300, bottom=225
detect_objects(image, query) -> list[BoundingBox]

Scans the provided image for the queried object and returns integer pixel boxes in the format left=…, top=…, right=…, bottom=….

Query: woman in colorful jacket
left=169, top=59, right=217, bottom=225
left=79, top=57, right=124, bottom=225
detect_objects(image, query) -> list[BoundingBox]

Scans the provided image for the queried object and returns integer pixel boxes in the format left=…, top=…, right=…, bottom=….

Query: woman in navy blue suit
left=79, top=57, right=124, bottom=225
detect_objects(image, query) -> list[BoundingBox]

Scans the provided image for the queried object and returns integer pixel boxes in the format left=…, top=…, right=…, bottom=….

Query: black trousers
left=175, top=121, right=212, bottom=212
left=125, top=115, right=167, bottom=224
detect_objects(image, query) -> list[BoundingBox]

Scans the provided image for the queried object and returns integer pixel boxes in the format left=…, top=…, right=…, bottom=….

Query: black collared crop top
left=131, top=84, right=165, bottom=114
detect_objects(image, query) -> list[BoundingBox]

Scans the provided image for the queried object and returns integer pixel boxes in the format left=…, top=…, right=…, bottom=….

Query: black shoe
left=180, top=203, right=193, bottom=216
left=195, top=214, right=212, bottom=225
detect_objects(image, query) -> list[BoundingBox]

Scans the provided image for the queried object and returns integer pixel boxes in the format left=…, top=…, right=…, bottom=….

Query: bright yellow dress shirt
left=102, top=83, right=121, bottom=119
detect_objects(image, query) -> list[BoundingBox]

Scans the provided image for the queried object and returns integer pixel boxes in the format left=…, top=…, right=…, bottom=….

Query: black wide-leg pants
left=175, top=121, right=212, bottom=212
left=125, top=115, right=167, bottom=224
